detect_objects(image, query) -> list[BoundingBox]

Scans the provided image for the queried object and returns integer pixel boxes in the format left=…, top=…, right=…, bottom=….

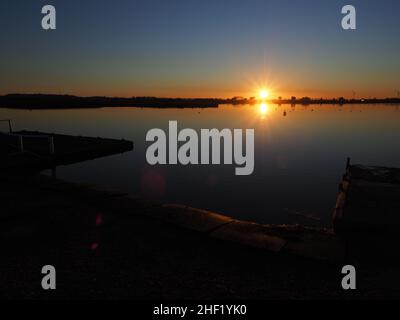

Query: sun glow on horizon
left=259, top=89, right=269, bottom=101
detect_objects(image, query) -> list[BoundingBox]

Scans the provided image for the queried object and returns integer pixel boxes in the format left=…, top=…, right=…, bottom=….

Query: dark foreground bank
left=1, top=174, right=400, bottom=299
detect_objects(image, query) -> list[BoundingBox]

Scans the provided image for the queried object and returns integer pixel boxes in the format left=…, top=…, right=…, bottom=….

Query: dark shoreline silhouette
left=0, top=94, right=400, bottom=109
left=0, top=94, right=221, bottom=109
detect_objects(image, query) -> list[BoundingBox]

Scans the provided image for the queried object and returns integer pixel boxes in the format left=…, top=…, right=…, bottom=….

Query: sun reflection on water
left=259, top=102, right=269, bottom=118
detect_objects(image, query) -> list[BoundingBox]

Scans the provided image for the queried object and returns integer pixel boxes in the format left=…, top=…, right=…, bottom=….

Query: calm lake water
left=1, top=104, right=399, bottom=226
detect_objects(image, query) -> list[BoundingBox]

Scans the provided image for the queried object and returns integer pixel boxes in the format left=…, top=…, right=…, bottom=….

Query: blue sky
left=1, top=0, right=399, bottom=98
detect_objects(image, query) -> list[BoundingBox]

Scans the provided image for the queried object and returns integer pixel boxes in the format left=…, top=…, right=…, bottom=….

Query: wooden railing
left=1, top=120, right=54, bottom=155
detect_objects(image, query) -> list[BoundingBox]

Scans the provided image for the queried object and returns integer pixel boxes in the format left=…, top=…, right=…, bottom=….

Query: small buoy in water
left=283, top=111, right=287, bottom=117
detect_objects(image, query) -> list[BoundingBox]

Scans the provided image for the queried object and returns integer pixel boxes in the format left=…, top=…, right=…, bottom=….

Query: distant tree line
left=0, top=94, right=399, bottom=109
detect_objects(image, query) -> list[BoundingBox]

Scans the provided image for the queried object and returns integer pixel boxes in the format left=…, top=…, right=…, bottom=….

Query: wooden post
left=49, top=136, right=55, bottom=154
left=0, top=119, right=12, bottom=133
left=48, top=135, right=56, bottom=177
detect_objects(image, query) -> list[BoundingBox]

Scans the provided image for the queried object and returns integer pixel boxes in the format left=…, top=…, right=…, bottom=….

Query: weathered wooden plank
left=333, top=164, right=400, bottom=234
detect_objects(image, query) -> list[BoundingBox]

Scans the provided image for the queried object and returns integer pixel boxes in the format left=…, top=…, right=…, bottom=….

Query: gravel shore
left=1, top=174, right=399, bottom=299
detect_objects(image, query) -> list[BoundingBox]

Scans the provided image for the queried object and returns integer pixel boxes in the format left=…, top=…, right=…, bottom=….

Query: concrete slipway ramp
left=145, top=204, right=345, bottom=261
left=11, top=174, right=345, bottom=262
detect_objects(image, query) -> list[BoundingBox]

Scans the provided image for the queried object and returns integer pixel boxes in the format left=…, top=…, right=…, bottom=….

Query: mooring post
left=18, top=135, right=24, bottom=153
left=49, top=136, right=56, bottom=177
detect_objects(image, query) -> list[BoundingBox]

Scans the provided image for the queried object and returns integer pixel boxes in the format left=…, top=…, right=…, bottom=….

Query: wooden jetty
left=334, top=160, right=400, bottom=234
left=0, top=130, right=133, bottom=173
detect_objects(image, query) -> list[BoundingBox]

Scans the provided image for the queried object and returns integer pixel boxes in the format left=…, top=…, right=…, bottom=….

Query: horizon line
left=2, top=92, right=400, bottom=101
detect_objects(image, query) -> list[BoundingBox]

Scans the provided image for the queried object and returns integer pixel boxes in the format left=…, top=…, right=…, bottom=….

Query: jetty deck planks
left=0, top=131, right=133, bottom=172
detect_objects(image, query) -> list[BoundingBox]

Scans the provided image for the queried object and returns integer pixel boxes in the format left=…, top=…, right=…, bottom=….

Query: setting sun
left=259, top=89, right=269, bottom=100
